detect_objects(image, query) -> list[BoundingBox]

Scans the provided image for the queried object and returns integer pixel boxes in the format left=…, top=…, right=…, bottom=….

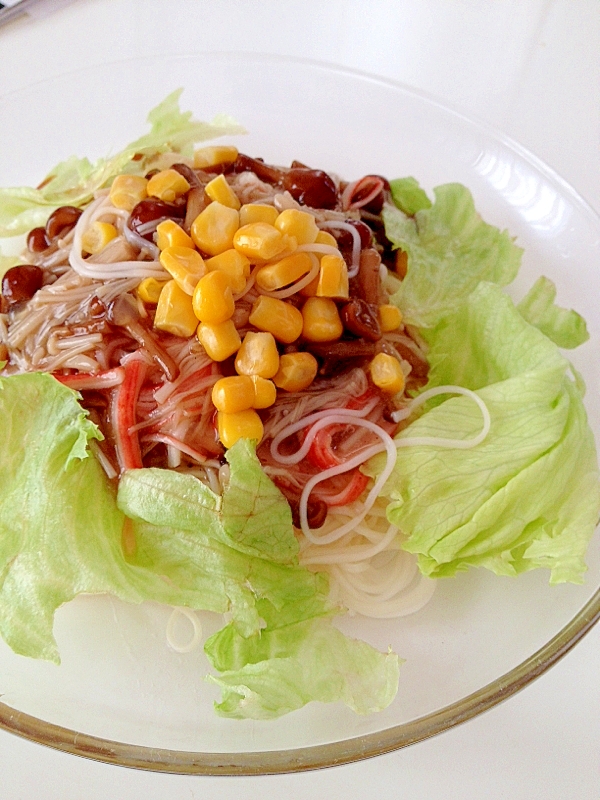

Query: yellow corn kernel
left=155, top=219, right=194, bottom=250
left=211, top=375, right=255, bottom=414
left=193, top=145, right=239, bottom=169
left=239, top=203, right=279, bottom=227
left=192, top=269, right=235, bottom=323
left=159, top=246, right=206, bottom=295
left=81, top=221, right=118, bottom=254
left=370, top=352, right=406, bottom=394
left=204, top=248, right=250, bottom=294
left=255, top=252, right=313, bottom=292
left=147, top=169, right=190, bottom=203
left=235, top=331, right=280, bottom=379
left=315, top=229, right=338, bottom=247
left=299, top=272, right=320, bottom=297
left=204, top=174, right=241, bottom=210
left=137, top=277, right=168, bottom=304
left=233, top=222, right=292, bottom=263
left=154, top=280, right=198, bottom=338
left=248, top=295, right=303, bottom=344
left=395, top=249, right=408, bottom=279
left=316, top=253, right=349, bottom=299
left=274, top=209, right=319, bottom=245
left=109, top=174, right=148, bottom=211
left=379, top=304, right=403, bottom=332
left=191, top=202, right=240, bottom=257
left=217, top=408, right=264, bottom=449
left=196, top=319, right=241, bottom=361
left=273, top=352, right=318, bottom=393
left=301, top=296, right=343, bottom=342
left=250, top=375, right=277, bottom=409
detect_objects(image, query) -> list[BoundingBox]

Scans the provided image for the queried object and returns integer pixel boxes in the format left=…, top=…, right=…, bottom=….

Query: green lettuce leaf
left=118, top=439, right=297, bottom=564
left=0, top=373, right=399, bottom=715
left=369, top=282, right=599, bottom=583
left=118, top=450, right=399, bottom=717
left=117, top=447, right=323, bottom=638
left=516, top=275, right=589, bottom=348
left=0, top=374, right=144, bottom=661
left=122, top=519, right=327, bottom=639
left=383, top=183, right=522, bottom=328
left=389, top=176, right=432, bottom=216
left=0, top=373, right=246, bottom=658
left=205, top=618, right=400, bottom=719
left=221, top=439, right=298, bottom=563
left=0, top=89, right=245, bottom=236
left=117, top=467, right=222, bottom=537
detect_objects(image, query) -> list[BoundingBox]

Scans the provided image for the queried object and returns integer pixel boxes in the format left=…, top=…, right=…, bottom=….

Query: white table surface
left=0, top=1, right=599, bottom=797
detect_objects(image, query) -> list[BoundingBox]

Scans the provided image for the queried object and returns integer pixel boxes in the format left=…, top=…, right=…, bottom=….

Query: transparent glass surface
left=0, top=53, right=598, bottom=774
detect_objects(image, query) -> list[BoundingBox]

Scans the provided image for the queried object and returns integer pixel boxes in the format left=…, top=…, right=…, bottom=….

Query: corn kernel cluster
left=99, top=155, right=406, bottom=450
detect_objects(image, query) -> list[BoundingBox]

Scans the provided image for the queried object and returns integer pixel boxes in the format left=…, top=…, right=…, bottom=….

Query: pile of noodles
left=0, top=164, right=491, bottom=622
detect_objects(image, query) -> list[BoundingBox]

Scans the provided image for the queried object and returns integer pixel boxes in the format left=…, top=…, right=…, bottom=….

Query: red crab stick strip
left=314, top=468, right=370, bottom=507
left=111, top=357, right=147, bottom=471
left=54, top=367, right=125, bottom=391
left=341, top=175, right=385, bottom=211
left=307, top=424, right=345, bottom=469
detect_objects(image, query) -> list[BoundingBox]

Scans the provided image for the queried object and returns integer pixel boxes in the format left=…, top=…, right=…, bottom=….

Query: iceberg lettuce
left=0, top=373, right=141, bottom=661
left=368, top=283, right=599, bottom=583
left=516, top=275, right=589, bottom=349
left=376, top=182, right=599, bottom=583
left=117, top=444, right=398, bottom=718
left=383, top=183, right=522, bottom=328
left=0, top=373, right=398, bottom=717
left=0, top=89, right=245, bottom=237
left=389, top=176, right=432, bottom=216
left=205, top=618, right=400, bottom=719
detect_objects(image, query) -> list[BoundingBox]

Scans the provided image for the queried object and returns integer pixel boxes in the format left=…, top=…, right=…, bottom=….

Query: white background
left=0, top=1, right=599, bottom=797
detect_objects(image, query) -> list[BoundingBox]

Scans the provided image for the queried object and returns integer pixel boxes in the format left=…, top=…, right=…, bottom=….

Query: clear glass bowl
left=0, top=53, right=598, bottom=774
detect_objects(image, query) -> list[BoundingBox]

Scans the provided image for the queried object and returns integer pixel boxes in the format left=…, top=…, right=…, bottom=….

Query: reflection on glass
left=474, top=149, right=570, bottom=234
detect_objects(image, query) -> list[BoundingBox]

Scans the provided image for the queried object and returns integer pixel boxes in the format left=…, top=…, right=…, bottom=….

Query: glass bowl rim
left=1, top=587, right=597, bottom=774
